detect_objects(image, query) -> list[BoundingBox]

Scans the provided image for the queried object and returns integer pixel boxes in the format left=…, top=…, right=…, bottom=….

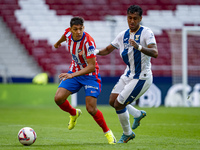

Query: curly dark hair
left=127, top=5, right=143, bottom=16
left=70, top=17, right=84, bottom=27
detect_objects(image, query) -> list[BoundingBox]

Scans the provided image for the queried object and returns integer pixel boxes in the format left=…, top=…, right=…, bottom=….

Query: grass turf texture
left=0, top=84, right=200, bottom=150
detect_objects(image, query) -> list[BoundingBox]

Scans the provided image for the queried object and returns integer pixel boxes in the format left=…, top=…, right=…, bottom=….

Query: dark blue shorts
left=58, top=71, right=102, bottom=98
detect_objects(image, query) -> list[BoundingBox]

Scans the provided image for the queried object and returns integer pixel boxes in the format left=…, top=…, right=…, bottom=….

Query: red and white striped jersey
left=64, top=28, right=100, bottom=76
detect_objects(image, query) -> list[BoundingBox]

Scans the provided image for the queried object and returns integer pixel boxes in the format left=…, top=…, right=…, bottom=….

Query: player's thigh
left=111, top=75, right=126, bottom=94
left=133, top=76, right=152, bottom=101
left=55, top=78, right=82, bottom=104
left=110, top=76, right=126, bottom=105
left=118, top=77, right=152, bottom=105
left=58, top=77, right=82, bottom=94
left=84, top=79, right=101, bottom=98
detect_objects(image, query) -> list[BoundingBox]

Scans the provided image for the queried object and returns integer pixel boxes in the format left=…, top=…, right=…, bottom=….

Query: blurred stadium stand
left=0, top=0, right=200, bottom=81
left=0, top=15, right=42, bottom=80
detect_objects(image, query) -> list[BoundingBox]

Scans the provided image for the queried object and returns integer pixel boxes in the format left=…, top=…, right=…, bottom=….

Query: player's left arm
left=59, top=57, right=96, bottom=80
left=72, top=57, right=96, bottom=77
left=141, top=43, right=158, bottom=58
left=129, top=40, right=158, bottom=58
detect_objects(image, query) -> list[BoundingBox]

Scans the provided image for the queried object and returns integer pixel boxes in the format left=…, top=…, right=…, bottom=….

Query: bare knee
left=114, top=100, right=125, bottom=111
left=109, top=99, right=115, bottom=107
left=54, top=94, right=65, bottom=105
left=109, top=93, right=118, bottom=108
left=54, top=88, right=71, bottom=105
left=86, top=105, right=97, bottom=116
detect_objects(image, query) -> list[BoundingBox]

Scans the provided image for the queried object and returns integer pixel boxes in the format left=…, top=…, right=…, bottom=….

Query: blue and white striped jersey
left=111, top=25, right=156, bottom=79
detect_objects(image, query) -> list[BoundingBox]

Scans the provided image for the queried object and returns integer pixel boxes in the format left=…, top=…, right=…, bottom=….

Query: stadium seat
left=0, top=0, right=199, bottom=78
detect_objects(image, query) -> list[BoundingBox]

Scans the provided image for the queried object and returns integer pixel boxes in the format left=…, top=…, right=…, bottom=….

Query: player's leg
left=126, top=105, right=142, bottom=118
left=110, top=94, right=134, bottom=143
left=112, top=75, right=152, bottom=142
left=85, top=96, right=108, bottom=131
left=126, top=105, right=146, bottom=129
left=113, top=98, right=135, bottom=143
left=82, top=73, right=116, bottom=144
left=125, top=76, right=152, bottom=129
left=109, top=93, right=118, bottom=107
left=110, top=75, right=135, bottom=143
left=110, top=92, right=133, bottom=138
left=109, top=75, right=125, bottom=107
left=54, top=87, right=76, bottom=115
left=85, top=96, right=116, bottom=144
left=55, top=77, right=82, bottom=130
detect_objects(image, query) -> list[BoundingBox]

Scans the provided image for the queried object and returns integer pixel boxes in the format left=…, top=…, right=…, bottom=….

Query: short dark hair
left=127, top=5, right=143, bottom=16
left=70, top=17, right=84, bottom=27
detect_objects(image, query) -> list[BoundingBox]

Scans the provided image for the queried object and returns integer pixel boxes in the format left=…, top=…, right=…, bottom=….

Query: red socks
left=58, top=100, right=76, bottom=116
left=59, top=101, right=109, bottom=133
left=92, top=109, right=110, bottom=133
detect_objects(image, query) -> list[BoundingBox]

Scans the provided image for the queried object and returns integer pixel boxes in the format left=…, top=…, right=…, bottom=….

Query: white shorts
left=111, top=74, right=153, bottom=105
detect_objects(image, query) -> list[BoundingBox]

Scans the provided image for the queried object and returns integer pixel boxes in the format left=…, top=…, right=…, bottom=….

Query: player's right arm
left=54, top=34, right=66, bottom=48
left=96, top=44, right=116, bottom=56
left=96, top=31, right=122, bottom=56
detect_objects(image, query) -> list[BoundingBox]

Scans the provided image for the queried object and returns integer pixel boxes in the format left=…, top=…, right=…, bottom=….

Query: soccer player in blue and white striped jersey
left=96, top=5, right=158, bottom=143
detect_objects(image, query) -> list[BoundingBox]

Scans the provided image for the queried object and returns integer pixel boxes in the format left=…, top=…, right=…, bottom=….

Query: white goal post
left=71, top=93, right=77, bottom=107
left=166, top=26, right=200, bottom=107
left=182, top=26, right=200, bottom=104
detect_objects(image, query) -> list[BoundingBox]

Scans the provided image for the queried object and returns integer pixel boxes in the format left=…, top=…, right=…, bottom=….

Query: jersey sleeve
left=84, top=34, right=96, bottom=59
left=86, top=45, right=96, bottom=59
left=111, top=31, right=124, bottom=49
left=144, top=28, right=156, bottom=46
left=64, top=28, right=71, bottom=38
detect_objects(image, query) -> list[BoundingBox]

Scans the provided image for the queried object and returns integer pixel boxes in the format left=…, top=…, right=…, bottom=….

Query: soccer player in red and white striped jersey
left=63, top=27, right=100, bottom=76
left=54, top=17, right=116, bottom=144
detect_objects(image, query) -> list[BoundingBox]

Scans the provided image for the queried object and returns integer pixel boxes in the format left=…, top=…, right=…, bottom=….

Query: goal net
left=166, top=26, right=200, bottom=107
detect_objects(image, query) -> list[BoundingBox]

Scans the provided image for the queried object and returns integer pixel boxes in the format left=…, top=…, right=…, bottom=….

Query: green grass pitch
left=0, top=84, right=200, bottom=150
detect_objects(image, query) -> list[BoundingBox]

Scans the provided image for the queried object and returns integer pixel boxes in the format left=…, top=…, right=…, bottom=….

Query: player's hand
left=129, top=39, right=139, bottom=49
left=59, top=73, right=73, bottom=81
left=54, top=43, right=61, bottom=48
